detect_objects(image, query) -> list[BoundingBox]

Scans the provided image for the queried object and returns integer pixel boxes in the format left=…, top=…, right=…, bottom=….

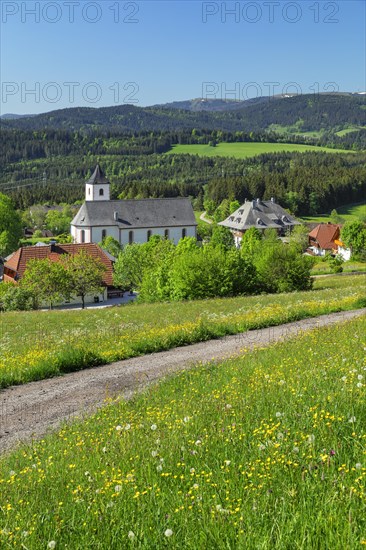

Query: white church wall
left=72, top=227, right=92, bottom=244
left=119, top=226, right=196, bottom=246
left=85, top=183, right=110, bottom=201
left=91, top=226, right=120, bottom=243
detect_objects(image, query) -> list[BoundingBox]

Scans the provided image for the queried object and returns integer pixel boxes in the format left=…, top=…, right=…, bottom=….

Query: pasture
left=0, top=314, right=365, bottom=548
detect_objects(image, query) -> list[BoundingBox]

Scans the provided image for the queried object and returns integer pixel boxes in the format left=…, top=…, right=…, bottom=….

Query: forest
left=0, top=92, right=365, bottom=215
left=2, top=93, right=365, bottom=133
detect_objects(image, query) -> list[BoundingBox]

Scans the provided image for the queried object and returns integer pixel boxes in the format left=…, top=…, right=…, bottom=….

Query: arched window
left=129, top=230, right=134, bottom=244
left=182, top=228, right=186, bottom=238
left=102, top=229, right=107, bottom=240
left=164, top=229, right=169, bottom=239
left=99, top=188, right=104, bottom=196
left=81, top=230, right=85, bottom=243
left=147, top=230, right=152, bottom=241
left=88, top=187, right=91, bottom=196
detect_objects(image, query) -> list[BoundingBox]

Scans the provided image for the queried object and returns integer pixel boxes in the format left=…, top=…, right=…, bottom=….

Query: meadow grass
left=301, top=201, right=366, bottom=223
left=311, top=263, right=366, bottom=275
left=166, top=142, right=350, bottom=159
left=0, top=275, right=365, bottom=389
left=0, top=315, right=365, bottom=549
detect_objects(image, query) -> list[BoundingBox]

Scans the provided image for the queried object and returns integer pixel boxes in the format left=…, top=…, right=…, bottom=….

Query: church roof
left=219, top=199, right=300, bottom=231
left=71, top=198, right=197, bottom=229
left=86, top=164, right=110, bottom=186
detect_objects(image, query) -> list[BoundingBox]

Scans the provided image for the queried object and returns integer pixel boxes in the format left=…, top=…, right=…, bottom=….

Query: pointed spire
left=86, top=164, right=110, bottom=185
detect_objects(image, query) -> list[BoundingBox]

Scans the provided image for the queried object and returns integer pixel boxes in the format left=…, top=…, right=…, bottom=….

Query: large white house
left=71, top=165, right=197, bottom=245
left=219, top=198, right=300, bottom=247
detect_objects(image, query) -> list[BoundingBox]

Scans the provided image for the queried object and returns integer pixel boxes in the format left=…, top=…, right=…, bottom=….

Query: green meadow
left=166, top=142, right=350, bottom=159
left=301, top=202, right=366, bottom=223
left=0, top=275, right=365, bottom=389
left=0, top=314, right=365, bottom=548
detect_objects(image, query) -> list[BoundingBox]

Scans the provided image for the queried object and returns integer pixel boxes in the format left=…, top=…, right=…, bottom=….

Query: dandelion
left=128, top=531, right=135, bottom=540
left=293, top=446, right=300, bottom=453
left=193, top=483, right=199, bottom=489
left=195, top=440, right=201, bottom=446
left=125, top=423, right=131, bottom=430
left=164, top=529, right=173, bottom=537
left=348, top=416, right=356, bottom=423
left=151, top=450, right=158, bottom=457
left=259, top=444, right=266, bottom=451
left=279, top=379, right=286, bottom=385
left=277, top=432, right=284, bottom=440
left=115, top=485, right=122, bottom=493
left=190, top=468, right=195, bottom=473
left=116, top=425, right=122, bottom=431
left=307, top=434, right=315, bottom=444
left=224, top=460, right=231, bottom=466
left=358, top=374, right=363, bottom=380
left=157, top=464, right=163, bottom=472
left=183, top=416, right=190, bottom=422
left=102, top=447, right=107, bottom=453
left=47, top=542, right=56, bottom=549
left=151, top=424, right=157, bottom=431
left=225, top=404, right=232, bottom=409
left=341, top=376, right=347, bottom=382
left=357, top=382, right=363, bottom=388
left=275, top=412, right=282, bottom=418
left=355, top=463, right=362, bottom=470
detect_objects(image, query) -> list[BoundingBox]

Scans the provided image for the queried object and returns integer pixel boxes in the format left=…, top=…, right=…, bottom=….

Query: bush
left=2, top=285, right=37, bottom=311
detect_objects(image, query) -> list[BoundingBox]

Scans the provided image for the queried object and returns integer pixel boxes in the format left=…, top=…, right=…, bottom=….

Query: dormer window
left=239, top=209, right=244, bottom=215
left=99, top=189, right=104, bottom=196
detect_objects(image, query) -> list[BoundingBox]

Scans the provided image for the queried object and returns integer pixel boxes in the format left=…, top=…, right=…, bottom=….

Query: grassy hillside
left=301, top=202, right=366, bottom=223
left=0, top=275, right=364, bottom=389
left=167, top=142, right=350, bottom=158
left=1, top=314, right=365, bottom=548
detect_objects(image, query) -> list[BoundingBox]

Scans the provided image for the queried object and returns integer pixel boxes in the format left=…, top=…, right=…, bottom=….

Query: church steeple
left=85, top=164, right=110, bottom=201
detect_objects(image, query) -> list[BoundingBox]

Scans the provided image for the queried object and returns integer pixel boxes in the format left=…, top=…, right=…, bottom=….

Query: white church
left=71, top=164, right=197, bottom=245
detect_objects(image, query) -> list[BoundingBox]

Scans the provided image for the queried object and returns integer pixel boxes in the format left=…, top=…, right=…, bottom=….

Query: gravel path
left=1, top=309, right=364, bottom=454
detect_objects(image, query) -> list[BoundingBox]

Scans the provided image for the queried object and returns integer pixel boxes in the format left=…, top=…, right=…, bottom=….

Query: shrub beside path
left=0, top=308, right=365, bottom=454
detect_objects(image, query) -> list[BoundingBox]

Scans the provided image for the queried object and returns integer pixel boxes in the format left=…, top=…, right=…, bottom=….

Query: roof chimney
left=113, top=211, right=119, bottom=222
left=271, top=197, right=275, bottom=203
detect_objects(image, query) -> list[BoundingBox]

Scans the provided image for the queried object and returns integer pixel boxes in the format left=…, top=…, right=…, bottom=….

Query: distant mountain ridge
left=1, top=93, right=365, bottom=133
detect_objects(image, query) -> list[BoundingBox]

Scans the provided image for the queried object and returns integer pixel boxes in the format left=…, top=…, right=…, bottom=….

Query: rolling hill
left=1, top=93, right=365, bottom=134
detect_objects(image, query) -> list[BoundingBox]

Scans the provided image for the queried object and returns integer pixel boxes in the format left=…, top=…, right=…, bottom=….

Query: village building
left=219, top=198, right=300, bottom=247
left=71, top=164, right=197, bottom=246
left=307, top=223, right=351, bottom=260
left=3, top=242, right=116, bottom=305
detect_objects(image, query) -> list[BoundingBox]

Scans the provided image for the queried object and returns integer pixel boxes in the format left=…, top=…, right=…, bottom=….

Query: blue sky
left=1, top=0, right=365, bottom=114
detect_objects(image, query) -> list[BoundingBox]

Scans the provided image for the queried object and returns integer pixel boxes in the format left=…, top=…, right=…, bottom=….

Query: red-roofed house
left=3, top=242, right=116, bottom=305
left=308, top=223, right=351, bottom=260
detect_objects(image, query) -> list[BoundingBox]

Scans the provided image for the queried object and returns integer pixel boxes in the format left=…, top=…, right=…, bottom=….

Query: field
left=0, top=314, right=365, bottom=548
left=0, top=275, right=365, bottom=390
left=166, top=142, right=350, bottom=159
left=301, top=202, right=366, bottom=223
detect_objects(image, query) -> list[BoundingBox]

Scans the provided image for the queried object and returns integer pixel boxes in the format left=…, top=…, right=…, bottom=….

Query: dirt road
left=1, top=309, right=364, bottom=454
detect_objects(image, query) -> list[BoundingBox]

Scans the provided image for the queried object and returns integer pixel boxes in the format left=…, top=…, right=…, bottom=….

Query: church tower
left=85, top=164, right=110, bottom=201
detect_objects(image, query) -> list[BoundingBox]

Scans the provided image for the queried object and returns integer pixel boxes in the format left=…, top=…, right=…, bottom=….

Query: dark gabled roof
left=219, top=199, right=300, bottom=231
left=71, top=198, right=197, bottom=229
left=86, top=164, right=110, bottom=186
